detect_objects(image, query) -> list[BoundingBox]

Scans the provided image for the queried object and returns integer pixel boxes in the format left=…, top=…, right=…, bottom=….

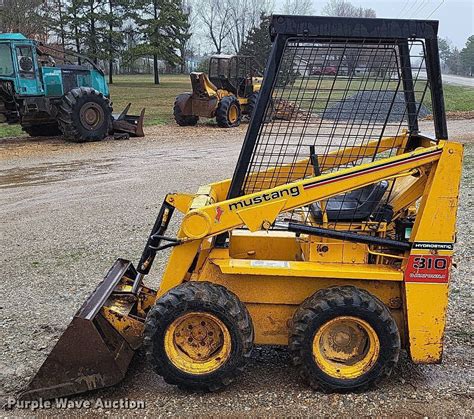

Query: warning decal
left=405, top=255, right=452, bottom=283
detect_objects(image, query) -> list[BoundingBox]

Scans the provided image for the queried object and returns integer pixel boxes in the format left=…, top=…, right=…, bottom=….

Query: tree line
left=439, top=36, right=474, bottom=77
left=0, top=0, right=472, bottom=83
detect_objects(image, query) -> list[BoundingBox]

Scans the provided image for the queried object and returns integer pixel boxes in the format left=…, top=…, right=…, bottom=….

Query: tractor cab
left=208, top=55, right=260, bottom=98
left=0, top=34, right=43, bottom=96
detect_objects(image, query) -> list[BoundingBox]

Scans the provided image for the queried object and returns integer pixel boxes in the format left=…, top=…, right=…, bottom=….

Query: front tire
left=144, top=281, right=254, bottom=391
left=289, top=286, right=400, bottom=392
left=216, top=96, right=241, bottom=128
left=173, top=94, right=199, bottom=126
left=58, top=87, right=112, bottom=142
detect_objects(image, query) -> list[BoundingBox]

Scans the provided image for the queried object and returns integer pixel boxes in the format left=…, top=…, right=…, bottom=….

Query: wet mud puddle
left=0, top=158, right=117, bottom=189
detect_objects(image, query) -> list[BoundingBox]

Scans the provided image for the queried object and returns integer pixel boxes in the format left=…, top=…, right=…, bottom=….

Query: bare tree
left=0, top=0, right=47, bottom=39
left=226, top=0, right=273, bottom=53
left=282, top=0, right=313, bottom=15
left=198, top=0, right=273, bottom=54
left=177, top=0, right=195, bottom=73
left=197, top=0, right=233, bottom=54
left=321, top=0, right=377, bottom=76
left=322, top=0, right=376, bottom=18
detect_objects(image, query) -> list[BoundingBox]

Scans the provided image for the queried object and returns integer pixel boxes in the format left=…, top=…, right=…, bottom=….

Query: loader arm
left=153, top=141, right=445, bottom=298
left=174, top=144, right=443, bottom=241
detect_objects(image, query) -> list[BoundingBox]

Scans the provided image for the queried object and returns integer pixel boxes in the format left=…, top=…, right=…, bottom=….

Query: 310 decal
left=405, top=255, right=452, bottom=283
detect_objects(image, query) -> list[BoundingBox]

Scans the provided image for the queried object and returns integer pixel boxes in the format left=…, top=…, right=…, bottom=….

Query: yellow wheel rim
left=164, top=312, right=231, bottom=375
left=228, top=104, right=239, bottom=123
left=313, top=316, right=380, bottom=379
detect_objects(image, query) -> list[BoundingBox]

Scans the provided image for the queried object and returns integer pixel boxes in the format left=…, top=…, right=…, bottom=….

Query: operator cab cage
left=227, top=15, right=447, bottom=233
left=208, top=55, right=259, bottom=97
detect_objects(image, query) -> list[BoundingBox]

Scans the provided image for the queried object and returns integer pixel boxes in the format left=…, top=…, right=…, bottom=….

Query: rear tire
left=245, top=92, right=274, bottom=123
left=216, top=95, right=241, bottom=128
left=173, top=95, right=199, bottom=126
left=22, top=123, right=61, bottom=137
left=245, top=92, right=259, bottom=118
left=144, top=281, right=254, bottom=391
left=57, top=87, right=112, bottom=142
left=289, top=286, right=400, bottom=392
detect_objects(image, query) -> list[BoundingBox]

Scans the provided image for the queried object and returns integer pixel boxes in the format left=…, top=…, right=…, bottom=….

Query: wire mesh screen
left=239, top=37, right=432, bottom=230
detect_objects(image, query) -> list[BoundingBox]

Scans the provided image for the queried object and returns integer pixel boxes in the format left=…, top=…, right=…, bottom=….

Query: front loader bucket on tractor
left=21, top=259, right=156, bottom=400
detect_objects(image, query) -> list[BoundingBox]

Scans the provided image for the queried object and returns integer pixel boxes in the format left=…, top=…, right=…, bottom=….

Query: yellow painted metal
left=301, top=238, right=368, bottom=264
left=229, top=230, right=301, bottom=261
left=389, top=170, right=428, bottom=215
left=193, top=255, right=403, bottom=345
left=212, top=258, right=403, bottom=281
left=403, top=141, right=463, bottom=363
left=182, top=211, right=212, bottom=239
left=313, top=316, right=380, bottom=379
left=228, top=104, right=239, bottom=123
left=404, top=282, right=449, bottom=363
left=199, top=73, right=219, bottom=97
left=179, top=145, right=443, bottom=239
left=166, top=193, right=194, bottom=214
left=151, top=137, right=461, bottom=365
left=157, top=240, right=202, bottom=298
left=411, top=142, right=463, bottom=243
left=164, top=312, right=231, bottom=374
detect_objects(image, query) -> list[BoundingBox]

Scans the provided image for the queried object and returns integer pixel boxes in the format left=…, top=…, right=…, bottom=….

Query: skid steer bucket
left=20, top=259, right=156, bottom=400
left=112, top=103, right=145, bottom=137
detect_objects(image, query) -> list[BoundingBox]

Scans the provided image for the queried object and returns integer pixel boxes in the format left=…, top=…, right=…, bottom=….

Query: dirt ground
left=1, top=120, right=473, bottom=416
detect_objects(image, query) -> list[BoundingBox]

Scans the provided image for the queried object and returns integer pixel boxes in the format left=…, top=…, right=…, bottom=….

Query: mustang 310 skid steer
left=22, top=15, right=463, bottom=399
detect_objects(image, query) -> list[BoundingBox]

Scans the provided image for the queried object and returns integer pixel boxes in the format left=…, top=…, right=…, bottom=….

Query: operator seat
left=310, top=181, right=389, bottom=221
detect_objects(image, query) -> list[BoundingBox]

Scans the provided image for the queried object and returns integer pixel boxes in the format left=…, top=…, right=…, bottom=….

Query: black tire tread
left=216, top=95, right=241, bottom=128
left=245, top=92, right=259, bottom=117
left=57, top=87, right=112, bottom=142
left=173, top=96, right=199, bottom=126
left=289, top=285, right=400, bottom=392
left=144, top=281, right=253, bottom=391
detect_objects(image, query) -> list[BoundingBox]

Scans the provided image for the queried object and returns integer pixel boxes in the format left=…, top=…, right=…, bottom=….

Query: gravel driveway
left=1, top=120, right=473, bottom=416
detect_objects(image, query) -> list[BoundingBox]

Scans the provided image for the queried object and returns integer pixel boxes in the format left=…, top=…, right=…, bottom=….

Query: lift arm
left=174, top=144, right=443, bottom=240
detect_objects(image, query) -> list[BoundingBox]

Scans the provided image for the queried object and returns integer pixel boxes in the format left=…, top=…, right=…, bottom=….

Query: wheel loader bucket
left=112, top=103, right=145, bottom=137
left=20, top=259, right=156, bottom=400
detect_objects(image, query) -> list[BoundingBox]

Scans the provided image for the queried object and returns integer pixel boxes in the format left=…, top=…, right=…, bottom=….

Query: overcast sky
left=282, top=0, right=473, bottom=48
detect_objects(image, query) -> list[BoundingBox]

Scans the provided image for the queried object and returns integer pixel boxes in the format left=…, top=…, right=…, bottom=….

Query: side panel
left=42, top=67, right=64, bottom=96
left=404, top=141, right=463, bottom=363
left=91, top=69, right=109, bottom=96
left=196, top=255, right=405, bottom=346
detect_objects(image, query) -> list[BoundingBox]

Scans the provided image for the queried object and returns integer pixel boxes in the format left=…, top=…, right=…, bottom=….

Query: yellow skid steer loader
left=22, top=15, right=463, bottom=399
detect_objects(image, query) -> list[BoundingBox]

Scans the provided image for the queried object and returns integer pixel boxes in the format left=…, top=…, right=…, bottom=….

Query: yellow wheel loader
left=174, top=55, right=262, bottom=128
left=23, top=15, right=463, bottom=399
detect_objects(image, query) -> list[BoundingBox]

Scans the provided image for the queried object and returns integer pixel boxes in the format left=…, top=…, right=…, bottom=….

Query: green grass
left=284, top=77, right=474, bottom=114
left=0, top=74, right=472, bottom=139
left=442, top=85, right=474, bottom=112
left=109, top=74, right=190, bottom=126
left=0, top=124, right=24, bottom=138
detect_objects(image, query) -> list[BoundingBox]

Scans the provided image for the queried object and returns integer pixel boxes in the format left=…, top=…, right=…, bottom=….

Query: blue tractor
left=0, top=33, right=144, bottom=141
